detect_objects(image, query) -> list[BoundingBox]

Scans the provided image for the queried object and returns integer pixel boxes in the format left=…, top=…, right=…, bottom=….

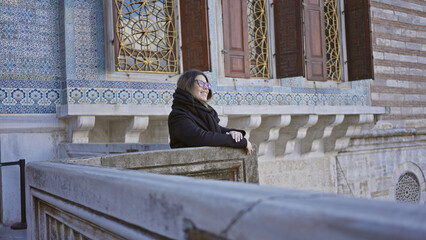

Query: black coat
left=168, top=88, right=247, bottom=149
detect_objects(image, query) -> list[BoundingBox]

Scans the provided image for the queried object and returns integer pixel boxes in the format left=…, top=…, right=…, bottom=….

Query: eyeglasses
left=195, top=79, right=211, bottom=89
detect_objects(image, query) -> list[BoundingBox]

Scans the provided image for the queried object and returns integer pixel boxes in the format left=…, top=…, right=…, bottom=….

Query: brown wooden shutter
left=180, top=0, right=211, bottom=71
left=222, top=0, right=250, bottom=78
left=304, top=0, right=327, bottom=81
left=345, top=0, right=373, bottom=81
left=274, top=0, right=304, bottom=78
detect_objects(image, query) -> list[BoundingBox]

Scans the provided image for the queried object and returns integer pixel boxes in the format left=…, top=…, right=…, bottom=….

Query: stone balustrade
left=27, top=147, right=426, bottom=240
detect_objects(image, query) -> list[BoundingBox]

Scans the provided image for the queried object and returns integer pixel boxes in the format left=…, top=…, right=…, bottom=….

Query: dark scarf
left=172, top=88, right=221, bottom=132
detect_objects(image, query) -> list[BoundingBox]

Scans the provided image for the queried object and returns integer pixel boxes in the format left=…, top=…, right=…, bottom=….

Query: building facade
left=0, top=0, right=424, bottom=224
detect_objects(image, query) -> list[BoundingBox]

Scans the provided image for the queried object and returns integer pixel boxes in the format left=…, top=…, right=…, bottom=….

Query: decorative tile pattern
left=63, top=80, right=368, bottom=106
left=0, top=0, right=370, bottom=115
left=0, top=0, right=62, bottom=81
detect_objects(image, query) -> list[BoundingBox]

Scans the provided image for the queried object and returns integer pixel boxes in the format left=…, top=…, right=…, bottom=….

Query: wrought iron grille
left=114, top=0, right=177, bottom=73
left=248, top=0, right=270, bottom=78
left=324, top=0, right=342, bottom=81
left=395, top=172, right=420, bottom=203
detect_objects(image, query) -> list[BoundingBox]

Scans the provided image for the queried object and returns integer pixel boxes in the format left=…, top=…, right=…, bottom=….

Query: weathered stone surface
left=69, top=146, right=258, bottom=183
left=27, top=159, right=426, bottom=240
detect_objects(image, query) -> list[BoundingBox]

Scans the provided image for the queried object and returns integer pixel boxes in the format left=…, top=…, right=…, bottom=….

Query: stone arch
left=393, top=161, right=426, bottom=204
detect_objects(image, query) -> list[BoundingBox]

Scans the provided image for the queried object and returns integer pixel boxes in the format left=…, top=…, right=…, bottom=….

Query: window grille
left=324, top=0, right=342, bottom=81
left=395, top=172, right=420, bottom=203
left=248, top=0, right=270, bottom=78
left=114, top=0, right=178, bottom=73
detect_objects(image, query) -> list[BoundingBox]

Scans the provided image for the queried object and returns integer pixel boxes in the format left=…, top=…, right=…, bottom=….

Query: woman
left=168, top=70, right=253, bottom=154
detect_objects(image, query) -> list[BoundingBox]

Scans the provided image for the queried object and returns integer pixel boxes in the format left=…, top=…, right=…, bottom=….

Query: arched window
left=395, top=172, right=420, bottom=203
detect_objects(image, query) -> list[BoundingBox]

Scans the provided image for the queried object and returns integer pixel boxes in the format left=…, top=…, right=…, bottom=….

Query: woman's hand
left=246, top=140, right=253, bottom=155
left=226, top=131, right=243, bottom=142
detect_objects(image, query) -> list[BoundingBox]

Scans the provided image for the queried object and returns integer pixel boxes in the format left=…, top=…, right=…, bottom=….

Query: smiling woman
left=168, top=69, right=253, bottom=154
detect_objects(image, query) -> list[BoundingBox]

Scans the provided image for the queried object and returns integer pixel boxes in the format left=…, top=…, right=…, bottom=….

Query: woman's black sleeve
left=169, top=112, right=247, bottom=148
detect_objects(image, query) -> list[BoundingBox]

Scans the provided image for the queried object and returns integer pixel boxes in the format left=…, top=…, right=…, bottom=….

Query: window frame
left=103, top=0, right=183, bottom=83
left=215, top=0, right=280, bottom=87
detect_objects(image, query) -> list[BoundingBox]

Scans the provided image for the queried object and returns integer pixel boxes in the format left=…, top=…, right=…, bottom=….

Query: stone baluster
left=69, top=116, right=96, bottom=143
left=124, top=116, right=149, bottom=143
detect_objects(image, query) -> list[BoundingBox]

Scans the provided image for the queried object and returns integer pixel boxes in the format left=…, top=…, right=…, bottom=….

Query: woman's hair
left=177, top=69, right=212, bottom=100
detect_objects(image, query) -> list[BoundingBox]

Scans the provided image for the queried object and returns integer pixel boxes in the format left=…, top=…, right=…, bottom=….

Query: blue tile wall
left=0, top=0, right=370, bottom=115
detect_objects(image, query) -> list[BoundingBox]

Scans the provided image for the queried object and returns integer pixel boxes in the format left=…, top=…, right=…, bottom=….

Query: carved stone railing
left=27, top=154, right=426, bottom=240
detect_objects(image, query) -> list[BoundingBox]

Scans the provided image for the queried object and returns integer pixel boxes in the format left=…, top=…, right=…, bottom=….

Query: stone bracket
left=69, top=116, right=95, bottom=143
left=124, top=116, right=149, bottom=143
left=231, top=113, right=379, bottom=160
left=228, top=115, right=262, bottom=140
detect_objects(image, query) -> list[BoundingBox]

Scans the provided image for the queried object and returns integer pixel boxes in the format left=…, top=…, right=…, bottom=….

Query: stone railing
left=27, top=148, right=426, bottom=240
left=62, top=146, right=258, bottom=183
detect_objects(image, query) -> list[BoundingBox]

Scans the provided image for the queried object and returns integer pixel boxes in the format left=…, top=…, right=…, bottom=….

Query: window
left=248, top=0, right=270, bottom=78
left=273, top=0, right=373, bottom=81
left=221, top=0, right=270, bottom=79
left=114, top=0, right=178, bottom=73
left=395, top=172, right=420, bottom=203
left=324, top=0, right=343, bottom=81
left=112, top=0, right=211, bottom=75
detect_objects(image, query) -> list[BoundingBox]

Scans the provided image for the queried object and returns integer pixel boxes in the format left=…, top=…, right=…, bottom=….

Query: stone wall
left=337, top=129, right=426, bottom=203
left=371, top=0, right=426, bottom=128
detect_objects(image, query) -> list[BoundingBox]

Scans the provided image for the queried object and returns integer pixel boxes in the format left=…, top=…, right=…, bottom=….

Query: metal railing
left=0, top=159, right=27, bottom=229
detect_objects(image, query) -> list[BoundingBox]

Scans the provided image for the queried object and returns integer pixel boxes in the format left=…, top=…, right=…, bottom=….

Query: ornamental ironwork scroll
left=248, top=0, right=270, bottom=78
left=324, top=0, right=342, bottom=81
left=114, top=0, right=178, bottom=73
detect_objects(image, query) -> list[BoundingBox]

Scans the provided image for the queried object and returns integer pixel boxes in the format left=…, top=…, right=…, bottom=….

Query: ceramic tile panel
left=0, top=0, right=370, bottom=115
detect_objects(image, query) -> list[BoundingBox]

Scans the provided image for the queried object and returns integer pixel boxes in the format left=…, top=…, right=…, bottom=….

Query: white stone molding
left=0, top=114, right=66, bottom=133
left=69, top=116, right=96, bottom=143
left=243, top=113, right=379, bottom=160
left=124, top=116, right=149, bottom=143
left=227, top=115, right=262, bottom=140
left=251, top=115, right=292, bottom=160
left=312, top=115, right=345, bottom=154
left=335, top=114, right=375, bottom=151
left=285, top=115, right=319, bottom=156
left=273, top=115, right=310, bottom=158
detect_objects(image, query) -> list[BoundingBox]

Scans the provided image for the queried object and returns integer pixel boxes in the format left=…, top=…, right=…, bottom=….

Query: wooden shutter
left=345, top=0, right=373, bottom=81
left=304, top=0, right=327, bottom=81
left=222, top=0, right=250, bottom=78
left=180, top=0, right=211, bottom=71
left=274, top=0, right=304, bottom=78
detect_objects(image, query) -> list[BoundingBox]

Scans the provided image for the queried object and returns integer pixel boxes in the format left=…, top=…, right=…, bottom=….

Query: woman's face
left=192, top=74, right=210, bottom=102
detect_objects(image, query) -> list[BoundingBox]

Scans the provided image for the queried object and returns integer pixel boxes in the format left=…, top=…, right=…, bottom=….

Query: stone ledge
left=57, top=104, right=389, bottom=118
left=63, top=146, right=258, bottom=184
left=27, top=160, right=426, bottom=240
left=0, top=114, right=66, bottom=133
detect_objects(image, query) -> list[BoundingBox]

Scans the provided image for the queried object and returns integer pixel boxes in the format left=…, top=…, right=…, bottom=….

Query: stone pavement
left=0, top=224, right=26, bottom=240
